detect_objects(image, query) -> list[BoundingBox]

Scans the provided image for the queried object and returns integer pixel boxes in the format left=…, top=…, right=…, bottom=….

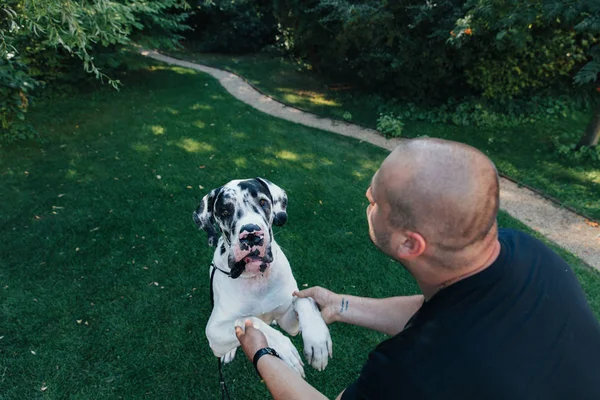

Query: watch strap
left=252, top=347, right=281, bottom=379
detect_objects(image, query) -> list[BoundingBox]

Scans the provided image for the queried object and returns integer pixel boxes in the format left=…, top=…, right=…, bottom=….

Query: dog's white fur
left=194, top=178, right=332, bottom=376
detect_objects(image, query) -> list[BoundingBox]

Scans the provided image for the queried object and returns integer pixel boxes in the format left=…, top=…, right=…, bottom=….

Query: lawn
left=1, top=58, right=599, bottom=399
left=167, top=50, right=600, bottom=223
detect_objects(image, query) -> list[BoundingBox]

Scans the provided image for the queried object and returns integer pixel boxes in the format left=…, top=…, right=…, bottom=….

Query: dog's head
left=193, top=178, right=288, bottom=278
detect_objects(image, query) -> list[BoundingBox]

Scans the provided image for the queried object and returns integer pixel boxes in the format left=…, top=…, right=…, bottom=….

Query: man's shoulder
left=497, top=228, right=568, bottom=270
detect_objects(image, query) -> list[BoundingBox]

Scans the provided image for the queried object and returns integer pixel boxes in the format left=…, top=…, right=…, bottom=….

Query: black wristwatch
left=253, top=347, right=281, bottom=379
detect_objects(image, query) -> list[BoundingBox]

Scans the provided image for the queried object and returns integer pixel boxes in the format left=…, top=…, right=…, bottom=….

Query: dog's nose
left=239, top=224, right=264, bottom=247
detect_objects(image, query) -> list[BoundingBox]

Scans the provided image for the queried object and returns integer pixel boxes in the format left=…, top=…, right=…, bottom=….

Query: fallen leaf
left=77, top=320, right=82, bottom=324
left=199, top=166, right=205, bottom=169
left=199, top=185, right=204, bottom=189
left=41, top=384, right=48, bottom=392
left=58, top=194, right=65, bottom=198
left=84, top=321, right=89, bottom=326
left=90, top=227, right=100, bottom=232
left=75, top=248, right=80, bottom=252
left=186, top=186, right=192, bottom=189
left=31, top=350, right=36, bottom=355
left=585, top=219, right=599, bottom=228
left=156, top=175, right=161, bottom=179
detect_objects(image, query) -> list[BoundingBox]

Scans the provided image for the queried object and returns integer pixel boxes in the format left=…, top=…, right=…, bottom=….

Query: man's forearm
left=258, top=355, right=328, bottom=400
left=335, top=294, right=424, bottom=336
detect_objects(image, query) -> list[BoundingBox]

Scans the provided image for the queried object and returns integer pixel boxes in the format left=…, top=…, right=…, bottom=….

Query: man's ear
left=256, top=177, right=288, bottom=226
left=192, top=186, right=222, bottom=247
left=393, top=231, right=426, bottom=260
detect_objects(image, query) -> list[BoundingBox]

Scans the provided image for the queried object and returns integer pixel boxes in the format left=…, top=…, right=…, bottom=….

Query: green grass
left=1, top=58, right=599, bottom=399
left=167, top=50, right=600, bottom=222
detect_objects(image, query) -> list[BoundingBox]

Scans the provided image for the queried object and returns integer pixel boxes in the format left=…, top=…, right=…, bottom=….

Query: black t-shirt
left=342, top=229, right=600, bottom=400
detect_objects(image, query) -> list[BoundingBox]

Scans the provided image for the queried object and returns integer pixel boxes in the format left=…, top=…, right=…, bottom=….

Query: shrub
left=553, top=136, right=600, bottom=164
left=377, top=113, right=404, bottom=138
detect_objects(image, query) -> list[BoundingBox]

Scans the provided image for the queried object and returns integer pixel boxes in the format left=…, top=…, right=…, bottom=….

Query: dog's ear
left=256, top=177, right=288, bottom=227
left=193, top=186, right=222, bottom=247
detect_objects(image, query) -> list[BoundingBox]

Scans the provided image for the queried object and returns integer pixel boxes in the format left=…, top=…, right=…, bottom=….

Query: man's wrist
left=253, top=347, right=281, bottom=379
left=335, top=293, right=348, bottom=323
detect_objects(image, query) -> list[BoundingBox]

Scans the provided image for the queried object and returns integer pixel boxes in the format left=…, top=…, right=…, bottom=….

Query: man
left=235, top=138, right=600, bottom=399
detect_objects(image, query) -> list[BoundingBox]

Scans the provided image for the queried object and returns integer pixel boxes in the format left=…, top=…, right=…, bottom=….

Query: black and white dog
left=193, top=178, right=332, bottom=376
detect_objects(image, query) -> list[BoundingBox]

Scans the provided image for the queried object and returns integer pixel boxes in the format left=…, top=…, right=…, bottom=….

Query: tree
left=572, top=1, right=600, bottom=148
left=0, top=0, right=189, bottom=141
left=453, top=0, right=600, bottom=147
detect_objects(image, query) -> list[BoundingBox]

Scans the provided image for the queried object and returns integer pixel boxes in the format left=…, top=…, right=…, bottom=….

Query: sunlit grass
left=174, top=138, right=215, bottom=153
left=278, top=87, right=341, bottom=107
left=151, top=125, right=165, bottom=135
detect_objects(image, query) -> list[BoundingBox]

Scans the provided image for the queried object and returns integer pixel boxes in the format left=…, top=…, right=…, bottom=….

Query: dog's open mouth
left=230, top=249, right=273, bottom=278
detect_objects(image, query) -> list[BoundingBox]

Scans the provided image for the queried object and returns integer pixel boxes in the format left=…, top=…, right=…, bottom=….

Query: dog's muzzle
left=229, top=224, right=273, bottom=278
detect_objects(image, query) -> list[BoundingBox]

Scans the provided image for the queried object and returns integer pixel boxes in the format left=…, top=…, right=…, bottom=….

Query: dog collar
left=211, top=262, right=231, bottom=277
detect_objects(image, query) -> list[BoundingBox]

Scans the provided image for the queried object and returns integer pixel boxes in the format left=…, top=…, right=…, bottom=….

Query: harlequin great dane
left=193, top=178, right=332, bottom=376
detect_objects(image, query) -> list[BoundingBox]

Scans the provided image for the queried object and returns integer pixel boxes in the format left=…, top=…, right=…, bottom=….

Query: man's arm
left=236, top=320, right=329, bottom=400
left=295, top=287, right=424, bottom=336
left=256, top=353, right=328, bottom=400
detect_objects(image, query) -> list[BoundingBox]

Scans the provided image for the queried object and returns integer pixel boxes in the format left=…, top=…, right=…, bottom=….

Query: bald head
left=376, top=138, right=499, bottom=257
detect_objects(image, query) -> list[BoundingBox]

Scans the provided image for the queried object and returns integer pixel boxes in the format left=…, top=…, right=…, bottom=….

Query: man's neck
left=417, top=238, right=501, bottom=300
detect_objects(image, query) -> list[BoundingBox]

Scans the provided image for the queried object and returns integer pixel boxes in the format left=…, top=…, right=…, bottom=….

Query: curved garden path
left=141, top=50, right=600, bottom=271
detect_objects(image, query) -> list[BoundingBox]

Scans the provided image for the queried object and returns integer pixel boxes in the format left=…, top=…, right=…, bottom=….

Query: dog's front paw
left=302, top=318, right=332, bottom=371
left=221, top=347, right=237, bottom=364
left=266, top=330, right=305, bottom=378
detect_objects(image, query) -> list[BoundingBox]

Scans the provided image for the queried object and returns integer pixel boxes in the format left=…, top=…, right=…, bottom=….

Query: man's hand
left=235, top=320, right=269, bottom=361
left=293, top=286, right=341, bottom=325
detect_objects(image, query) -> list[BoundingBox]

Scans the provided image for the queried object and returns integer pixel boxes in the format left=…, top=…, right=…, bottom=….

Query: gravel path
left=142, top=50, right=600, bottom=271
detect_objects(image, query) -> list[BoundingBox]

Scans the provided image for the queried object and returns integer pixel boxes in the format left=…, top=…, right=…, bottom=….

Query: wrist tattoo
left=340, top=297, right=349, bottom=313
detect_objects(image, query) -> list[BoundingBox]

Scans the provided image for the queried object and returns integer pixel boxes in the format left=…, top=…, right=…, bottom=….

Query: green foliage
left=185, top=0, right=277, bottom=53
left=553, top=136, right=600, bottom=164
left=270, top=0, right=600, bottom=105
left=382, top=95, right=595, bottom=128
left=342, top=111, right=352, bottom=121
left=273, top=0, right=467, bottom=102
left=376, top=113, right=404, bottom=138
left=451, top=0, right=600, bottom=95
left=0, top=0, right=190, bottom=142
left=0, top=58, right=38, bottom=142
left=463, top=30, right=588, bottom=99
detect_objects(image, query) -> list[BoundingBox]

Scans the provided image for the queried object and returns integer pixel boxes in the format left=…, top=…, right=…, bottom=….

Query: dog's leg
left=208, top=316, right=305, bottom=377
left=276, top=303, right=300, bottom=336
left=294, top=297, right=333, bottom=371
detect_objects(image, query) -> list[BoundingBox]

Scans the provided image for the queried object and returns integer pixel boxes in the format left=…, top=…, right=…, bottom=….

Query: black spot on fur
left=220, top=244, right=226, bottom=255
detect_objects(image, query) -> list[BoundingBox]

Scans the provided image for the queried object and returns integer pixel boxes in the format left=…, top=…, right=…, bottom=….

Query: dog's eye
left=259, top=199, right=267, bottom=207
left=222, top=210, right=230, bottom=217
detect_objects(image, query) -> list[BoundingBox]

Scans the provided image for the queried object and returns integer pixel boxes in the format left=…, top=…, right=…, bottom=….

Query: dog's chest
left=217, top=268, right=294, bottom=322
left=237, top=278, right=292, bottom=320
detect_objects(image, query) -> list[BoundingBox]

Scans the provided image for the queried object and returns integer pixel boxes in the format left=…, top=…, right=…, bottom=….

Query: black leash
left=210, top=263, right=232, bottom=400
